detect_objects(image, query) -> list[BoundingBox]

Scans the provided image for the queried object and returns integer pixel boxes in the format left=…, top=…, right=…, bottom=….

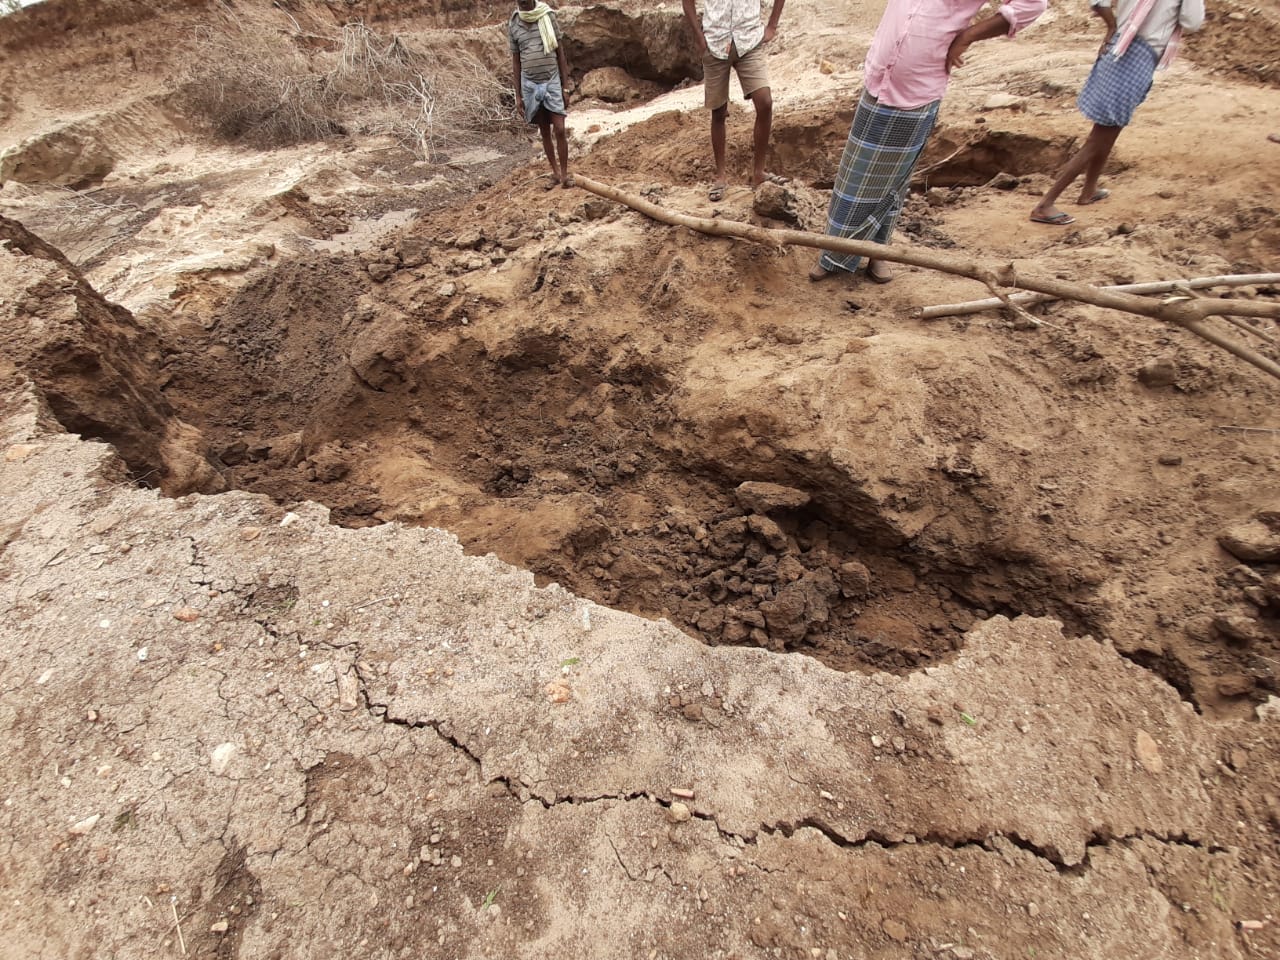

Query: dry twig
left=178, top=14, right=509, bottom=156
left=915, top=273, right=1280, bottom=320
left=170, top=899, right=187, bottom=956
left=574, top=176, right=1280, bottom=382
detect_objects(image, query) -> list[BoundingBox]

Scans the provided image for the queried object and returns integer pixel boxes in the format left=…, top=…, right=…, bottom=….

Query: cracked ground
left=2, top=390, right=1278, bottom=959
left=2, top=0, right=1280, bottom=957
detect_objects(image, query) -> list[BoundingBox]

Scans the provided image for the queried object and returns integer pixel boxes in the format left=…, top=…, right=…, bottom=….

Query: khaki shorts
left=703, top=42, right=770, bottom=110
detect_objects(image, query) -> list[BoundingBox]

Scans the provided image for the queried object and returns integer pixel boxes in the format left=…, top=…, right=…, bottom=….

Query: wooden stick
left=910, top=142, right=970, bottom=181
left=916, top=274, right=1280, bottom=320
left=170, top=899, right=187, bottom=956
left=573, top=176, right=1280, bottom=382
left=1222, top=315, right=1277, bottom=345
left=1216, top=425, right=1280, bottom=434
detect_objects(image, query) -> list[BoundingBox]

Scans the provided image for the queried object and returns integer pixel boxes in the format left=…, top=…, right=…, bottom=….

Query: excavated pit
left=585, top=106, right=1078, bottom=195
left=140, top=246, right=1101, bottom=675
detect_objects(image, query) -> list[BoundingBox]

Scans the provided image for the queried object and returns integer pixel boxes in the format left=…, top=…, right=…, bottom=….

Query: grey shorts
left=703, top=42, right=770, bottom=109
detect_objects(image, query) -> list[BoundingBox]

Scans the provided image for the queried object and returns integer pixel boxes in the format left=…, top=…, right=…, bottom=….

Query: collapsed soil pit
left=584, top=102, right=1078, bottom=196
left=153, top=251, right=1100, bottom=676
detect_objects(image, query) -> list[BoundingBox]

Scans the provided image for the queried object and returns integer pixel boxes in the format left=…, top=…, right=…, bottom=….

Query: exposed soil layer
left=134, top=81, right=1279, bottom=706
left=153, top=257, right=1081, bottom=675
left=3, top=2, right=1280, bottom=959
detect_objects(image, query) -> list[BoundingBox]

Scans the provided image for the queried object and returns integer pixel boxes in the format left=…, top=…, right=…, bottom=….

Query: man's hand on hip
left=945, top=35, right=970, bottom=73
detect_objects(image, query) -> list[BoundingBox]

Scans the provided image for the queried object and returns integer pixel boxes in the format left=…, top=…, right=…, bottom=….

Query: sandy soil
left=1, top=0, right=1279, bottom=957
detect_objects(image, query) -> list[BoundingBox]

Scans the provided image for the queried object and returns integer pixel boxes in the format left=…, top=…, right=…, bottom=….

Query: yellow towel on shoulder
left=517, top=1, right=558, bottom=55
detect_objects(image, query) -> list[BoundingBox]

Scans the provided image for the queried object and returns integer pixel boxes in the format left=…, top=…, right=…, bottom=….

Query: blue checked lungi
left=1077, top=37, right=1158, bottom=128
left=521, top=72, right=566, bottom=124
left=819, top=90, right=940, bottom=275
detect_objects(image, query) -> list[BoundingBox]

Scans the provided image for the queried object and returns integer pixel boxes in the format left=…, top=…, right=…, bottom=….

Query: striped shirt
left=508, top=11, right=563, bottom=82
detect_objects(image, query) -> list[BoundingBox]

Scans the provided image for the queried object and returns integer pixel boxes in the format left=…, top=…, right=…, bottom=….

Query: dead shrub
left=180, top=12, right=343, bottom=146
left=178, top=7, right=513, bottom=156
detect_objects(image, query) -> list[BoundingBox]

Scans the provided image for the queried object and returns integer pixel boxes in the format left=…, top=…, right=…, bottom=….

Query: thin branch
left=1221, top=315, right=1277, bottom=345
left=573, top=175, right=1280, bottom=382
left=916, top=273, right=1280, bottom=320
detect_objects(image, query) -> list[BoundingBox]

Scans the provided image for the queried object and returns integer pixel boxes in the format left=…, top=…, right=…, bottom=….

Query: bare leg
left=1031, top=124, right=1120, bottom=220
left=749, top=87, right=773, bottom=186
left=552, top=113, right=572, bottom=186
left=1076, top=124, right=1121, bottom=203
left=711, top=104, right=732, bottom=189
left=537, top=111, right=560, bottom=186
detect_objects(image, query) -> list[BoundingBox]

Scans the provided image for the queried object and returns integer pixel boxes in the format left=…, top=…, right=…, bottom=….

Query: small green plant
left=560, top=657, right=580, bottom=668
left=481, top=886, right=500, bottom=910
left=960, top=712, right=977, bottom=726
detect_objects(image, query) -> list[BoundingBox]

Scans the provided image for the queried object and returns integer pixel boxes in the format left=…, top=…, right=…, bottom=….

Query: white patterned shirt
left=699, top=0, right=766, bottom=60
left=1091, top=0, right=1204, bottom=55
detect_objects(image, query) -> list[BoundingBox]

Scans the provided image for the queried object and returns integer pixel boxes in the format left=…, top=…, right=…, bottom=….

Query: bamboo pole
left=573, top=175, right=1280, bottom=383
left=915, top=274, right=1280, bottom=320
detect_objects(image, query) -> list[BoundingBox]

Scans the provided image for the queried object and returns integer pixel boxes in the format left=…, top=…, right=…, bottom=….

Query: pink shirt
left=864, top=0, right=1048, bottom=110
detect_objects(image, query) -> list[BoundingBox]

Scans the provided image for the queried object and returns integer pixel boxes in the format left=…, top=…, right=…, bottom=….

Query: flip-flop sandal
left=808, top=264, right=834, bottom=282
left=1030, top=212, right=1075, bottom=225
left=562, top=174, right=576, bottom=189
left=544, top=179, right=562, bottom=192
left=708, top=183, right=727, bottom=202
left=756, top=172, right=789, bottom=187
left=1079, top=188, right=1110, bottom=205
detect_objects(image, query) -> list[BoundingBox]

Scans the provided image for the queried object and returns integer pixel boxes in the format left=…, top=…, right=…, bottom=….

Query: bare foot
left=544, top=177, right=562, bottom=191
left=562, top=174, right=576, bottom=189
left=809, top=264, right=834, bottom=282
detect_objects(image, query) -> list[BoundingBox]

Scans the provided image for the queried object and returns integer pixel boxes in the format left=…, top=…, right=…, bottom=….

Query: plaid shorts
left=1078, top=37, right=1158, bottom=128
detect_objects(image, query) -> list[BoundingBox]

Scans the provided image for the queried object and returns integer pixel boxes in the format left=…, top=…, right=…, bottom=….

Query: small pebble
left=666, top=802, right=692, bottom=824
left=69, top=814, right=101, bottom=835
